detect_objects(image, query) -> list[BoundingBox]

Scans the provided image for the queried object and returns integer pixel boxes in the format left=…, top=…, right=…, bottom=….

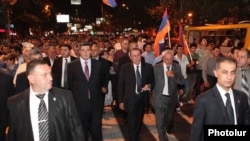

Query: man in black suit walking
left=0, top=70, right=14, bottom=141
left=7, top=59, right=85, bottom=141
left=90, top=42, right=110, bottom=109
left=52, top=44, right=76, bottom=89
left=68, top=43, right=107, bottom=141
left=190, top=56, right=250, bottom=141
left=118, top=48, right=155, bottom=141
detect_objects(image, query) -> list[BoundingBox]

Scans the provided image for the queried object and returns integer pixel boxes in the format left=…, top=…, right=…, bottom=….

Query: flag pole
left=183, top=35, right=193, bottom=61
left=101, top=0, right=104, bottom=18
left=168, top=31, right=171, bottom=48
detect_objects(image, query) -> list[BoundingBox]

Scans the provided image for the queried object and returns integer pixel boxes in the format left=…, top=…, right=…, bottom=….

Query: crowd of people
left=0, top=34, right=250, bottom=141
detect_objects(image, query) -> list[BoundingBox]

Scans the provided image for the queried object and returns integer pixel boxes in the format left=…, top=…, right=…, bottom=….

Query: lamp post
left=188, top=12, right=193, bottom=25
left=5, top=0, right=16, bottom=40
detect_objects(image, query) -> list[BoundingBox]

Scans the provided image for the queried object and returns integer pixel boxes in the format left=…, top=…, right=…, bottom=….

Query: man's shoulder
left=8, top=89, right=28, bottom=104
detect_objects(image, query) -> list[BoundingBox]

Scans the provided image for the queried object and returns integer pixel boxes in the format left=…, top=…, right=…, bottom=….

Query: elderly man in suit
left=118, top=48, right=155, bottom=141
left=190, top=56, right=250, bottom=141
left=152, top=49, right=184, bottom=141
left=0, top=70, right=14, bottom=141
left=67, top=43, right=107, bottom=141
left=7, top=59, right=85, bottom=141
left=233, top=48, right=250, bottom=104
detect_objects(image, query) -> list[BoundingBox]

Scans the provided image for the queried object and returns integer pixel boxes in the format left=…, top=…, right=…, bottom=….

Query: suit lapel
left=89, top=59, right=95, bottom=81
left=212, top=87, right=229, bottom=120
left=21, top=89, right=35, bottom=140
left=232, top=90, right=240, bottom=122
left=48, top=89, right=56, bottom=139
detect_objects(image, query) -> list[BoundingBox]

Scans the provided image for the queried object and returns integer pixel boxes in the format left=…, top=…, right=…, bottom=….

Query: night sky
left=53, top=0, right=103, bottom=19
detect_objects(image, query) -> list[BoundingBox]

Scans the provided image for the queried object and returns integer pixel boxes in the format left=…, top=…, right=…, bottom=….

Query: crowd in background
left=0, top=33, right=250, bottom=141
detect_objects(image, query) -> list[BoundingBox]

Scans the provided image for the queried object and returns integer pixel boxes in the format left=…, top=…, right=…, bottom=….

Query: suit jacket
left=52, top=56, right=76, bottom=88
left=152, top=62, right=184, bottom=109
left=43, top=56, right=55, bottom=67
left=7, top=87, right=85, bottom=141
left=190, top=86, right=250, bottom=141
left=98, top=57, right=110, bottom=92
left=0, top=71, right=14, bottom=136
left=15, top=71, right=29, bottom=94
left=67, top=59, right=104, bottom=112
left=118, top=62, right=155, bottom=112
left=233, top=67, right=250, bottom=104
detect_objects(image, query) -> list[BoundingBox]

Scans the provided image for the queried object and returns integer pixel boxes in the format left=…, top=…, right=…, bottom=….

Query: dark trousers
left=127, top=95, right=145, bottom=141
left=110, top=74, right=118, bottom=106
left=195, top=69, right=203, bottom=97
left=78, top=110, right=103, bottom=141
left=0, top=126, right=6, bottom=141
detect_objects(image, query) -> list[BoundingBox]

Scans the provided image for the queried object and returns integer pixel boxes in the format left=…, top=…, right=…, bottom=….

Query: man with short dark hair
left=190, top=56, right=250, bottom=141
left=52, top=44, right=76, bottom=89
left=7, top=59, right=85, bottom=141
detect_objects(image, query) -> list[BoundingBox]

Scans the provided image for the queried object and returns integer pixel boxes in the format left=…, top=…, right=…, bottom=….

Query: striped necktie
left=241, top=69, right=249, bottom=95
left=36, top=94, right=49, bottom=141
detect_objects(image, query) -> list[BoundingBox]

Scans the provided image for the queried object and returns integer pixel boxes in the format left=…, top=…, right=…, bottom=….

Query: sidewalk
left=102, top=106, right=179, bottom=141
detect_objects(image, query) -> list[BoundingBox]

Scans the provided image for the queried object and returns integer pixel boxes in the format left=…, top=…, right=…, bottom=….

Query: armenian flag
left=153, top=8, right=170, bottom=57
left=103, top=0, right=117, bottom=8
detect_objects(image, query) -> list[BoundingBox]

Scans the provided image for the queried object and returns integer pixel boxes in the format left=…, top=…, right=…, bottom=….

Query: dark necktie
left=84, top=62, right=89, bottom=81
left=84, top=62, right=90, bottom=99
left=64, top=59, right=68, bottom=88
left=225, top=93, right=234, bottom=124
left=241, top=69, right=249, bottom=95
left=167, top=66, right=170, bottom=71
left=136, top=65, right=141, bottom=93
left=36, top=94, right=49, bottom=141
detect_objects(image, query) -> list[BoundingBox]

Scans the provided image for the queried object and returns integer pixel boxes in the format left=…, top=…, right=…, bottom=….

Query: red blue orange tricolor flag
left=103, top=0, right=117, bottom=8
left=153, top=8, right=171, bottom=57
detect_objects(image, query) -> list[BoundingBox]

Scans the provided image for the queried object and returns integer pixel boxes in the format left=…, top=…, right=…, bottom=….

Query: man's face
left=177, top=47, right=183, bottom=54
left=190, top=47, right=197, bottom=53
left=233, top=49, right=240, bottom=59
left=60, top=46, right=71, bottom=58
left=129, top=49, right=141, bottom=65
left=121, top=39, right=129, bottom=50
left=91, top=45, right=100, bottom=58
left=214, top=61, right=236, bottom=91
left=28, top=64, right=53, bottom=93
left=237, top=50, right=248, bottom=68
left=162, top=53, right=173, bottom=66
left=79, top=45, right=91, bottom=60
left=212, top=48, right=221, bottom=57
left=201, top=39, right=207, bottom=46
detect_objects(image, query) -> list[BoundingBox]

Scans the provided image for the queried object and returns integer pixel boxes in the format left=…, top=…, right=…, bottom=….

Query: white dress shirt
left=29, top=87, right=49, bottom=141
left=162, top=64, right=171, bottom=96
left=133, top=63, right=141, bottom=94
left=216, top=84, right=237, bottom=125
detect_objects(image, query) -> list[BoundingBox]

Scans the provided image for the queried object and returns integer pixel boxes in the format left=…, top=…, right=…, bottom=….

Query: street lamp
left=188, top=12, right=193, bottom=25
left=4, top=0, right=17, bottom=39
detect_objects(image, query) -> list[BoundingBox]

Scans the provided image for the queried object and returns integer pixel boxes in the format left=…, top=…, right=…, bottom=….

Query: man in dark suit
left=118, top=48, right=155, bottom=141
left=43, top=45, right=57, bottom=67
left=7, top=59, right=85, bottom=141
left=190, top=56, right=250, bottom=141
left=90, top=42, right=110, bottom=110
left=15, top=48, right=43, bottom=94
left=152, top=49, right=184, bottom=141
left=0, top=70, right=14, bottom=141
left=68, top=43, right=107, bottom=141
left=52, top=44, right=76, bottom=89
